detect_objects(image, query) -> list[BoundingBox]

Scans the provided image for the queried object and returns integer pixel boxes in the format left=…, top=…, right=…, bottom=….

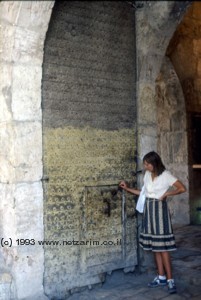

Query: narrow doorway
left=191, top=115, right=201, bottom=165
left=189, top=114, right=201, bottom=224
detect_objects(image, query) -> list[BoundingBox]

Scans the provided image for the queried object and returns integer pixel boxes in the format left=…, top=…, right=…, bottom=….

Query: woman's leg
left=148, top=252, right=167, bottom=287
left=154, top=252, right=165, bottom=276
left=154, top=251, right=173, bottom=278
left=161, top=251, right=173, bottom=280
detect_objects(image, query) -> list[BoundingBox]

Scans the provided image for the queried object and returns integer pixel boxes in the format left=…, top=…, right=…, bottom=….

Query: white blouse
left=143, top=170, right=177, bottom=199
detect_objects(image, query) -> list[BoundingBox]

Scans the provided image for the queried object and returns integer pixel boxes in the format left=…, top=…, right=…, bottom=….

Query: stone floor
left=67, top=225, right=201, bottom=300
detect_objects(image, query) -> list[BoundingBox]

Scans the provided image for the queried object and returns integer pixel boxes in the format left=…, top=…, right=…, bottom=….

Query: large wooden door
left=42, top=1, right=137, bottom=298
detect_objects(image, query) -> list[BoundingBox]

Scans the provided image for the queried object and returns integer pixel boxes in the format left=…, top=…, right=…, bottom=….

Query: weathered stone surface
left=167, top=2, right=201, bottom=113
left=138, top=84, right=156, bottom=125
left=0, top=64, right=13, bottom=122
left=12, top=65, right=42, bottom=121
left=139, top=135, right=157, bottom=159
left=12, top=26, right=45, bottom=65
left=136, top=0, right=190, bottom=184
left=0, top=273, right=12, bottom=300
left=0, top=1, right=54, bottom=31
left=0, top=1, right=22, bottom=25
left=13, top=247, right=45, bottom=299
left=0, top=183, right=16, bottom=239
left=14, top=182, right=43, bottom=239
left=0, top=122, right=42, bottom=183
left=156, top=57, right=189, bottom=225
left=0, top=0, right=54, bottom=298
left=0, top=1, right=196, bottom=299
left=0, top=124, right=16, bottom=183
left=0, top=25, right=15, bottom=63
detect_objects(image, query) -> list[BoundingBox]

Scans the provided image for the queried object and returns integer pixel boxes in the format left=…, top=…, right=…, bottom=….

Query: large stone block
left=12, top=26, right=44, bottom=65
left=13, top=248, right=45, bottom=299
left=0, top=1, right=54, bottom=33
left=172, top=132, right=188, bottom=163
left=0, top=64, right=13, bottom=122
left=0, top=25, right=15, bottom=63
left=0, top=2, right=22, bottom=25
left=13, top=121, right=42, bottom=182
left=0, top=124, right=16, bottom=183
left=14, top=182, right=43, bottom=240
left=12, top=65, right=42, bottom=121
left=138, top=54, right=164, bottom=83
left=0, top=121, right=43, bottom=183
left=0, top=272, right=12, bottom=300
left=13, top=1, right=54, bottom=32
left=0, top=183, right=16, bottom=239
left=138, top=84, right=157, bottom=124
left=139, top=134, right=157, bottom=159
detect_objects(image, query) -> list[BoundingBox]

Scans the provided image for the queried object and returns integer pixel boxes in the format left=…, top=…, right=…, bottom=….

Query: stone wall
left=135, top=0, right=191, bottom=271
left=167, top=2, right=201, bottom=224
left=167, top=2, right=201, bottom=114
left=0, top=1, right=54, bottom=299
left=136, top=0, right=191, bottom=163
left=0, top=1, right=194, bottom=299
left=135, top=1, right=191, bottom=218
left=156, top=57, right=189, bottom=225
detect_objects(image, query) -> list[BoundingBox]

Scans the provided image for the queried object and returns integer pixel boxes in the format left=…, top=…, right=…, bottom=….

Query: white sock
left=159, top=275, right=166, bottom=280
left=167, top=278, right=174, bottom=282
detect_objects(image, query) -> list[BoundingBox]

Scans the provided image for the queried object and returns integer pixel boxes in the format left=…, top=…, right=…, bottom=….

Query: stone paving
left=67, top=225, right=201, bottom=300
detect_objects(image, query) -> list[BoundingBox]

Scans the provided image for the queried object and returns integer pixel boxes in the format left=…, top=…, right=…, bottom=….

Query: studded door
left=80, top=185, right=137, bottom=274
left=42, top=1, right=137, bottom=298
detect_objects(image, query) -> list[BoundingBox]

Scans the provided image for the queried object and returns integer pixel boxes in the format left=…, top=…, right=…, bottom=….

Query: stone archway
left=135, top=0, right=192, bottom=272
left=136, top=1, right=192, bottom=162
left=156, top=57, right=189, bottom=225
left=0, top=1, right=192, bottom=299
left=135, top=2, right=191, bottom=218
left=0, top=1, right=54, bottom=299
left=166, top=1, right=201, bottom=225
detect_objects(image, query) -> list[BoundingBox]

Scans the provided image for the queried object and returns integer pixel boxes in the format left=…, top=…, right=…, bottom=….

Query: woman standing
left=119, top=151, right=186, bottom=294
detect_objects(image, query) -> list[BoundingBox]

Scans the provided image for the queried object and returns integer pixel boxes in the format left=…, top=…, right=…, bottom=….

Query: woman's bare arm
left=159, top=180, right=186, bottom=200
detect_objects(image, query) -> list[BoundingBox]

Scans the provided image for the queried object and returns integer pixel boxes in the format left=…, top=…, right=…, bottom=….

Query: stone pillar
left=135, top=0, right=191, bottom=272
left=135, top=0, right=191, bottom=166
left=0, top=2, right=54, bottom=299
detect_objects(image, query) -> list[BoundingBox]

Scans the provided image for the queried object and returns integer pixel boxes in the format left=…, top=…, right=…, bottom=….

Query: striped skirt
left=139, top=198, right=176, bottom=252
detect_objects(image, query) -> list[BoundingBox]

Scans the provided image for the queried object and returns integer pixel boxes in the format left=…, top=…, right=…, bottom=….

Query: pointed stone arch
left=136, top=1, right=192, bottom=160
left=135, top=1, right=191, bottom=222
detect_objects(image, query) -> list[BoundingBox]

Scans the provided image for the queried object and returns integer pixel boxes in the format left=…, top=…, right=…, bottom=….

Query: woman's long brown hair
left=143, top=151, right=166, bottom=176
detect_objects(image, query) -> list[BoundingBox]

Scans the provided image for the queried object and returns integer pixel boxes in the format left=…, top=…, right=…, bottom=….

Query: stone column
left=135, top=0, right=191, bottom=272
left=135, top=0, right=191, bottom=166
left=0, top=2, right=54, bottom=299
